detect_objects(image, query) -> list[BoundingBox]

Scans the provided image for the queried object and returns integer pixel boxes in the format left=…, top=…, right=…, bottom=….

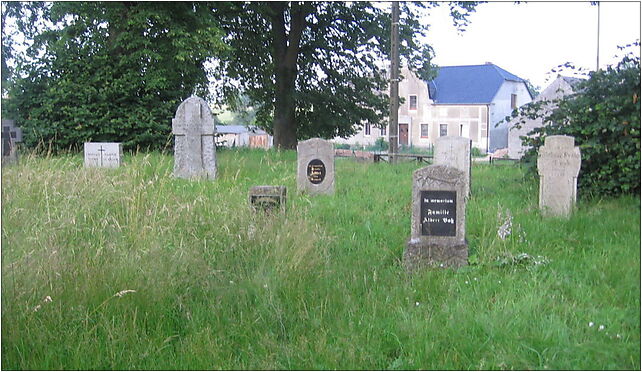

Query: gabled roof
left=427, top=63, right=530, bottom=104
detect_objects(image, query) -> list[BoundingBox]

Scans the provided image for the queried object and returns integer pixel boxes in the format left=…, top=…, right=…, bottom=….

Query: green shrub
left=517, top=50, right=640, bottom=197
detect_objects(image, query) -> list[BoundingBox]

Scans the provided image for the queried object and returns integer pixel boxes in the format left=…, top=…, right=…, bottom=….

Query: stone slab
left=172, top=95, right=217, bottom=180
left=433, top=136, right=471, bottom=197
left=297, top=138, right=335, bottom=194
left=537, top=135, right=581, bottom=217
left=84, top=142, right=123, bottom=168
left=249, top=185, right=287, bottom=212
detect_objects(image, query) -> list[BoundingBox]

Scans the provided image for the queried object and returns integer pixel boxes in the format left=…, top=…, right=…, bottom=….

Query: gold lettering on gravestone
left=307, top=159, right=326, bottom=184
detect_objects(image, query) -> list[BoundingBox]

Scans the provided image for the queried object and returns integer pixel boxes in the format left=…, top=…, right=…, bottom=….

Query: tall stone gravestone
left=433, top=136, right=471, bottom=197
left=84, top=142, right=123, bottom=168
left=297, top=138, right=334, bottom=194
left=172, top=95, right=217, bottom=180
left=403, top=165, right=468, bottom=270
left=537, top=135, right=581, bottom=217
left=2, top=120, right=23, bottom=166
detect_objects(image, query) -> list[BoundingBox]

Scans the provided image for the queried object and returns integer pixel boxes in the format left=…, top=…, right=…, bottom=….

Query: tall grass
left=2, top=149, right=639, bottom=370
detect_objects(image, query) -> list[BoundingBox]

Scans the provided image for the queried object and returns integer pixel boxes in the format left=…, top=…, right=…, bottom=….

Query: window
left=409, top=95, right=418, bottom=110
left=511, top=94, right=517, bottom=109
left=365, top=123, right=371, bottom=136
left=439, top=124, right=448, bottom=137
left=380, top=125, right=386, bottom=136
left=420, top=124, right=429, bottom=138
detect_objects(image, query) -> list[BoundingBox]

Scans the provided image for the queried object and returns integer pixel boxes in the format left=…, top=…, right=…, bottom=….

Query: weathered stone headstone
left=172, top=95, right=217, bottom=179
left=84, top=142, right=123, bottom=168
left=403, top=165, right=468, bottom=270
left=433, top=136, right=471, bottom=197
left=537, top=135, right=581, bottom=217
left=2, top=120, right=23, bottom=166
left=297, top=138, right=335, bottom=194
left=249, top=186, right=287, bottom=212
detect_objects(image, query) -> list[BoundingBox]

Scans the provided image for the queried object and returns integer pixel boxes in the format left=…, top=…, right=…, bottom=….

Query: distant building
left=216, top=125, right=273, bottom=149
left=506, top=76, right=582, bottom=159
left=333, top=63, right=533, bottom=152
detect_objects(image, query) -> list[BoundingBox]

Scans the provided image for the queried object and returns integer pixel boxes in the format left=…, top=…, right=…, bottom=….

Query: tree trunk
left=269, top=2, right=308, bottom=150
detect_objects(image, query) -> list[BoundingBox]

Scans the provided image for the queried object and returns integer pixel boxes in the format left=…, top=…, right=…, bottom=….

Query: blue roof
left=428, top=64, right=528, bottom=104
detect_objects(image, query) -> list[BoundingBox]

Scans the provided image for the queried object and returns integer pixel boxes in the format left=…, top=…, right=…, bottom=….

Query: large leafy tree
left=211, top=2, right=477, bottom=149
left=2, top=2, right=224, bottom=152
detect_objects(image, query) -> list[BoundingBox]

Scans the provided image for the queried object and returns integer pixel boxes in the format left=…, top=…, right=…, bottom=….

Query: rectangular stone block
left=297, top=138, right=335, bottom=194
left=84, top=142, right=122, bottom=168
left=249, top=185, right=287, bottom=212
left=404, top=165, right=468, bottom=270
left=537, top=135, right=581, bottom=218
left=433, top=136, right=471, bottom=197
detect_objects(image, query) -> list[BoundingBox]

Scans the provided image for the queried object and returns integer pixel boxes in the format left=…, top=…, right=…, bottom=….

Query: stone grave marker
left=84, top=142, right=123, bottom=168
left=2, top=120, right=23, bottom=166
left=433, top=136, right=471, bottom=197
left=537, top=135, right=581, bottom=217
left=297, top=138, right=335, bottom=194
left=403, top=165, right=468, bottom=270
left=249, top=185, right=287, bottom=212
left=172, top=95, right=217, bottom=180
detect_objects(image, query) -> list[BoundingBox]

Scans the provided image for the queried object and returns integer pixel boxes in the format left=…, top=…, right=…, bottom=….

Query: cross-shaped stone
left=2, top=120, right=22, bottom=158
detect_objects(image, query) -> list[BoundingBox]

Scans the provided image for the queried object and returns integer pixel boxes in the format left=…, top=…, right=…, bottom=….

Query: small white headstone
left=84, top=142, right=123, bottom=168
left=434, top=136, right=472, bottom=197
left=537, top=135, right=581, bottom=217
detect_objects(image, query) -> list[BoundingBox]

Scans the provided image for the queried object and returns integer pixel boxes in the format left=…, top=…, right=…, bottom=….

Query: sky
left=422, top=1, right=641, bottom=90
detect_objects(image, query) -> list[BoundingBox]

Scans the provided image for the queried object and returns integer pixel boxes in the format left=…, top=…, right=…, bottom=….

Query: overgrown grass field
left=2, top=149, right=639, bottom=370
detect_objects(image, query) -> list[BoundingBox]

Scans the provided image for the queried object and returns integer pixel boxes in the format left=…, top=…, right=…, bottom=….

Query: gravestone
left=84, top=142, right=123, bottom=168
left=297, top=138, right=335, bottom=194
left=172, top=95, right=217, bottom=179
left=403, top=165, right=468, bottom=270
left=1, top=120, right=23, bottom=166
left=433, top=136, right=471, bottom=197
left=537, top=135, right=581, bottom=217
left=249, top=186, right=287, bottom=212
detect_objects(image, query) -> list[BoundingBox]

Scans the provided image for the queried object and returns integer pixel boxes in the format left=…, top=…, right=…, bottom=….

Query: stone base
left=403, top=240, right=468, bottom=271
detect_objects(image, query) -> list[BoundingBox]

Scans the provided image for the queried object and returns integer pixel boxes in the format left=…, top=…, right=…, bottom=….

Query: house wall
left=429, top=105, right=489, bottom=152
left=399, top=66, right=431, bottom=148
left=488, top=80, right=533, bottom=151
left=507, top=77, right=574, bottom=158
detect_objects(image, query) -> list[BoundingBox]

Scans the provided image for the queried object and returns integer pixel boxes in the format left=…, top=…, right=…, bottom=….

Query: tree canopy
left=2, top=2, right=224, bottom=151
left=2, top=1, right=479, bottom=151
left=211, top=1, right=477, bottom=149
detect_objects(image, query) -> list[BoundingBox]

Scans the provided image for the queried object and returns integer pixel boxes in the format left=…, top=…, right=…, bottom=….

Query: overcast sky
left=422, top=1, right=641, bottom=90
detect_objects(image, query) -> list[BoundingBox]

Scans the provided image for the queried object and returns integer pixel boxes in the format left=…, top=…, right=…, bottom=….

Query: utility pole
left=388, top=1, right=400, bottom=164
left=595, top=1, right=600, bottom=71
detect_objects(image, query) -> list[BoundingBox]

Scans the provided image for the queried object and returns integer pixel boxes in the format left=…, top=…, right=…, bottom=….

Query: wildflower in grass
left=589, top=322, right=595, bottom=327
left=465, top=280, right=469, bottom=284
left=114, top=289, right=136, bottom=298
left=263, top=284, right=268, bottom=289
left=33, top=304, right=42, bottom=312
left=616, top=333, right=622, bottom=339
left=598, top=325, right=605, bottom=331
left=415, top=302, right=420, bottom=307
left=44, top=296, right=52, bottom=303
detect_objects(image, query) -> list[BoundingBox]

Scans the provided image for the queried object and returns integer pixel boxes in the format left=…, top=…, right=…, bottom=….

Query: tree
left=512, top=47, right=640, bottom=197
left=2, top=2, right=224, bottom=152
left=211, top=2, right=478, bottom=149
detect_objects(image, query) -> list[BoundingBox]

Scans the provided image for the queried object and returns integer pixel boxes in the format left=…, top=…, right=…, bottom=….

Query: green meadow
left=1, top=149, right=639, bottom=370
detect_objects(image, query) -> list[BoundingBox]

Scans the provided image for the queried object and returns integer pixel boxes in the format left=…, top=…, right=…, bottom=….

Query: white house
left=333, top=63, right=533, bottom=153
left=506, top=76, right=582, bottom=159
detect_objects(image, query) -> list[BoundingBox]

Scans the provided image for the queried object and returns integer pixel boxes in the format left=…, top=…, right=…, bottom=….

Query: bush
left=519, top=50, right=640, bottom=197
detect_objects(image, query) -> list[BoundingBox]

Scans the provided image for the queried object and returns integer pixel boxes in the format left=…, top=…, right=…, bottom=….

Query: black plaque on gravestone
left=420, top=190, right=456, bottom=236
left=307, top=159, right=326, bottom=184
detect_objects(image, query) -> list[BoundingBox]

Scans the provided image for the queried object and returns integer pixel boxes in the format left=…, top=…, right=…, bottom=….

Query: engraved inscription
left=307, top=159, right=326, bottom=184
left=420, top=190, right=457, bottom=236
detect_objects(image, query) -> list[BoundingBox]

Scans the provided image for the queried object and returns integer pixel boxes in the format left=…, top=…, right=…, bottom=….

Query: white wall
left=488, top=80, right=533, bottom=151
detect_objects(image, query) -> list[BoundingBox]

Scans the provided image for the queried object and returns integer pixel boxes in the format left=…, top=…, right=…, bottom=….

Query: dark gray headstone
left=2, top=120, right=23, bottom=166
left=249, top=185, right=287, bottom=212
